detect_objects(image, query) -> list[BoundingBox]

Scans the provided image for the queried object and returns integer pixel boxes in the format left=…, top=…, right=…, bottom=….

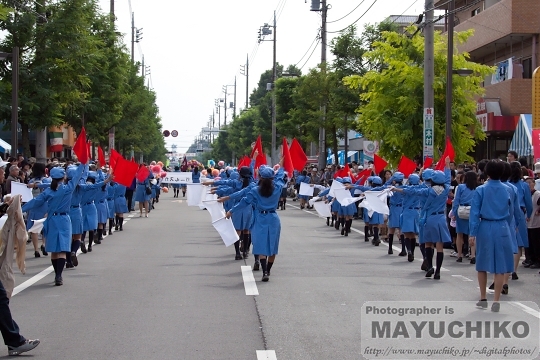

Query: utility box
left=310, top=0, right=321, bottom=11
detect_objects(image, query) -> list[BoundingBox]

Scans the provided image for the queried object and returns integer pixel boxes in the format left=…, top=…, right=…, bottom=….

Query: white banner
left=186, top=184, right=204, bottom=206
left=11, top=182, right=34, bottom=203
left=160, top=172, right=192, bottom=184
left=299, top=182, right=315, bottom=197
left=313, top=202, right=332, bottom=218
left=362, top=190, right=390, bottom=215
left=328, top=179, right=345, bottom=197
left=203, top=200, right=225, bottom=222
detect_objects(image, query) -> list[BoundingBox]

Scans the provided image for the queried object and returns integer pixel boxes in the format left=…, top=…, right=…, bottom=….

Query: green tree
left=344, top=28, right=494, bottom=164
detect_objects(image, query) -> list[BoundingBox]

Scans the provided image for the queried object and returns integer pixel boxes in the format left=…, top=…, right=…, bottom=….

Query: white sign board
left=423, top=108, right=434, bottom=159
left=160, top=172, right=192, bottom=184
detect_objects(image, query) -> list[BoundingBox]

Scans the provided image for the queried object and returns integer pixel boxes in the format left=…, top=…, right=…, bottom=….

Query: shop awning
left=509, top=114, right=532, bottom=157
left=0, top=138, right=11, bottom=153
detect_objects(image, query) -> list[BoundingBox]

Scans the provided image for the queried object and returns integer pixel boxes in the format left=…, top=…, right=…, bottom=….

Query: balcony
left=443, top=0, right=540, bottom=56
left=484, top=78, right=532, bottom=115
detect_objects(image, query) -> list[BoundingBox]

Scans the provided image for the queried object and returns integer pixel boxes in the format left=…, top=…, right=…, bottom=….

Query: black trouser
left=527, top=228, right=540, bottom=264
left=126, top=189, right=134, bottom=211
left=0, top=280, right=25, bottom=347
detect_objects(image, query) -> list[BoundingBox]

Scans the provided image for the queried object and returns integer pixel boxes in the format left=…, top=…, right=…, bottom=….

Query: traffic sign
left=171, top=130, right=179, bottom=137
left=163, top=130, right=170, bottom=137
left=423, top=108, right=434, bottom=159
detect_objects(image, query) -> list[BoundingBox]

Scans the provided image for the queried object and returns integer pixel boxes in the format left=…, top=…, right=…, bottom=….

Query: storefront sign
left=423, top=108, right=434, bottom=159
left=532, top=129, right=540, bottom=163
left=476, top=98, right=488, bottom=132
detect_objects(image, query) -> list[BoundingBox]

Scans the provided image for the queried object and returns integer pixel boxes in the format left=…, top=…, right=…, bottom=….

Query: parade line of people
left=186, top=150, right=540, bottom=314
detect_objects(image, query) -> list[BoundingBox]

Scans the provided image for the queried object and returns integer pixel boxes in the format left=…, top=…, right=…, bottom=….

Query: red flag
left=397, top=155, right=418, bottom=178
left=249, top=135, right=267, bottom=170
left=98, top=146, right=106, bottom=167
left=423, top=157, right=433, bottom=169
left=87, top=141, right=92, bottom=160
left=435, top=137, right=455, bottom=171
left=132, top=157, right=136, bottom=164
left=352, top=168, right=371, bottom=184
left=110, top=149, right=122, bottom=170
left=136, top=165, right=150, bottom=183
left=237, top=156, right=250, bottom=169
left=73, top=127, right=88, bottom=164
left=290, top=138, right=308, bottom=172
left=282, top=138, right=294, bottom=175
left=334, top=163, right=351, bottom=179
left=114, top=157, right=139, bottom=187
left=373, top=154, right=388, bottom=174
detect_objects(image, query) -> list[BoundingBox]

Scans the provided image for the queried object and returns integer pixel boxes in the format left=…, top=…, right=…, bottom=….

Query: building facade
left=435, top=0, right=540, bottom=160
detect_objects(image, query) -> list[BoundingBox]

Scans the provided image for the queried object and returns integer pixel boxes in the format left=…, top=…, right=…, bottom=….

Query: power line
left=327, top=0, right=367, bottom=24
left=327, top=0, right=379, bottom=34
left=276, top=0, right=288, bottom=22
left=390, top=0, right=422, bottom=24
left=299, top=39, right=320, bottom=71
left=294, top=32, right=320, bottom=67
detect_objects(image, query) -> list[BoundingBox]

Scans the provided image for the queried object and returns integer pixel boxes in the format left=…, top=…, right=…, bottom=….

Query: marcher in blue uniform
left=134, top=165, right=152, bottom=217
left=331, top=177, right=344, bottom=230
left=172, top=166, right=181, bottom=198
left=192, top=167, right=201, bottom=183
left=295, top=171, right=310, bottom=209
left=26, top=163, right=49, bottom=258
left=338, top=177, right=357, bottom=237
left=373, top=172, right=405, bottom=254
left=418, top=168, right=434, bottom=270
left=508, top=161, right=533, bottom=280
left=80, top=171, right=101, bottom=250
left=107, top=182, right=117, bottom=235
left=349, top=176, right=385, bottom=244
left=114, top=184, right=128, bottom=231
left=94, top=170, right=110, bottom=243
left=469, top=160, right=520, bottom=312
left=399, top=174, right=421, bottom=262
left=392, top=157, right=451, bottom=280
left=222, top=166, right=285, bottom=282
left=278, top=174, right=289, bottom=210
left=450, top=171, right=477, bottom=263
left=22, top=164, right=85, bottom=286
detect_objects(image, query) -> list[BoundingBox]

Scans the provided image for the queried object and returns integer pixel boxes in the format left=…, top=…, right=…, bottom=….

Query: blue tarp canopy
left=0, top=138, right=11, bottom=153
left=509, top=114, right=532, bottom=157
left=327, top=151, right=359, bottom=165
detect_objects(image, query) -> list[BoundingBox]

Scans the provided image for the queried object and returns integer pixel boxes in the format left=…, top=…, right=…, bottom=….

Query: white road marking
left=509, top=302, right=540, bottom=319
left=256, top=350, right=277, bottom=360
left=452, top=275, right=473, bottom=281
left=13, top=218, right=130, bottom=297
left=477, top=287, right=495, bottom=295
left=241, top=266, right=259, bottom=296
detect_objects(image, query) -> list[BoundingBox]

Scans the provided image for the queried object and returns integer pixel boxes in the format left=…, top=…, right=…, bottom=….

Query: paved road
left=7, top=194, right=540, bottom=359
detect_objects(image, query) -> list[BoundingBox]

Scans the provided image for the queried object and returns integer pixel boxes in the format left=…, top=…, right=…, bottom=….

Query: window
left=522, top=57, right=533, bottom=79
left=471, top=7, right=481, bottom=17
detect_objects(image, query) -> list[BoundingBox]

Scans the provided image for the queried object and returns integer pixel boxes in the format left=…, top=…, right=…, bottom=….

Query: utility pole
left=240, top=54, right=249, bottom=109
left=131, top=12, right=134, bottom=63
left=445, top=0, right=455, bottom=141
left=34, top=0, right=48, bottom=162
left=109, top=3, right=117, bottom=152
left=223, top=87, right=227, bottom=126
left=142, top=55, right=145, bottom=78
left=423, top=0, right=435, bottom=162
left=11, top=47, right=19, bottom=156
left=314, top=0, right=327, bottom=171
left=271, top=10, right=277, bottom=164
left=110, top=0, right=114, bottom=21
left=233, top=76, right=237, bottom=119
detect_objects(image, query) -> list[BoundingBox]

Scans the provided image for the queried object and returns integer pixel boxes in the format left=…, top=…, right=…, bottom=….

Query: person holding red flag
left=134, top=164, right=153, bottom=217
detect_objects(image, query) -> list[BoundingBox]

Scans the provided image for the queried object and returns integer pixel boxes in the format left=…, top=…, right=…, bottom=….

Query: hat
left=28, top=157, right=36, bottom=164
left=259, top=167, right=274, bottom=179
left=66, top=165, right=78, bottom=180
left=50, top=167, right=65, bottom=179
left=239, top=166, right=251, bottom=178
left=534, top=162, right=540, bottom=174
left=41, top=177, right=52, bottom=184
left=87, top=171, right=98, bottom=180
left=431, top=170, right=445, bottom=185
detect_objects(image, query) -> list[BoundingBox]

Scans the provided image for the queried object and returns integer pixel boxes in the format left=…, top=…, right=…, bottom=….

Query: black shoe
left=421, top=260, right=427, bottom=271
left=71, top=252, right=78, bottom=267
left=344, top=230, right=348, bottom=237
left=434, top=272, right=440, bottom=280
left=262, top=272, right=269, bottom=282
left=341, top=227, right=345, bottom=235
left=8, top=339, right=40, bottom=356
left=94, top=239, right=101, bottom=245
left=470, top=257, right=476, bottom=264
left=388, top=248, right=393, bottom=255
left=502, top=284, right=509, bottom=295
left=88, top=245, right=92, bottom=253
left=425, top=267, right=434, bottom=278
left=489, top=282, right=495, bottom=290
left=491, top=302, right=500, bottom=312
left=407, top=252, right=414, bottom=262
left=398, top=251, right=406, bottom=257
left=326, top=218, right=329, bottom=226
left=108, top=230, right=113, bottom=235
left=522, top=259, right=532, bottom=267
left=476, top=299, right=488, bottom=309
left=55, top=276, right=63, bottom=286
left=235, top=254, right=243, bottom=260
left=243, top=252, right=248, bottom=259
left=66, top=263, right=74, bottom=269
left=530, top=263, right=540, bottom=269
left=115, top=225, right=119, bottom=231
left=253, top=262, right=260, bottom=271
left=373, top=238, right=380, bottom=246
left=365, top=237, right=370, bottom=242
left=456, top=257, right=462, bottom=263
left=41, top=245, right=48, bottom=256
left=119, top=227, right=123, bottom=231
left=512, top=272, right=518, bottom=280
left=34, top=251, right=40, bottom=258
left=81, top=243, right=87, bottom=254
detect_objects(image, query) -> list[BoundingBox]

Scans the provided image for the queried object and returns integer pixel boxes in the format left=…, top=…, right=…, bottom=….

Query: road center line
left=256, top=350, right=277, bottom=360
left=241, top=266, right=259, bottom=296
left=451, top=275, right=473, bottom=281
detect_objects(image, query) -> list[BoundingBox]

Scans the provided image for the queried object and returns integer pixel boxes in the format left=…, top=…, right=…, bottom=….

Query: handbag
left=457, top=205, right=470, bottom=220
left=145, top=186, right=152, bottom=195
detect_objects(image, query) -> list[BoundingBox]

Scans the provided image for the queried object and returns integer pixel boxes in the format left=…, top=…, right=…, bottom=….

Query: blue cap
left=66, top=166, right=78, bottom=180
left=87, top=171, right=98, bottom=180
left=408, top=174, right=420, bottom=185
left=371, top=176, right=383, bottom=185
left=335, top=177, right=343, bottom=183
left=41, top=177, right=52, bottom=184
left=342, top=177, right=352, bottom=184
left=259, top=167, right=274, bottom=179
left=229, top=172, right=239, bottom=180
left=50, top=167, right=65, bottom=179
left=431, top=170, right=445, bottom=185
left=367, top=176, right=374, bottom=183
left=422, top=169, right=434, bottom=181
left=392, top=172, right=404, bottom=182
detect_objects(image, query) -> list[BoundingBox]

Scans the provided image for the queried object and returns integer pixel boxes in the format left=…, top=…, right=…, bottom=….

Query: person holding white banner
left=223, top=166, right=285, bottom=282
left=398, top=174, right=422, bottom=262
left=295, top=171, right=310, bottom=210
left=347, top=176, right=385, bottom=245
left=336, top=177, right=357, bottom=237
left=391, top=157, right=452, bottom=280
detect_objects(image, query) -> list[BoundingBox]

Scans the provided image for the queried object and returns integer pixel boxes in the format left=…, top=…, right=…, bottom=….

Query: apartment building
left=435, top=0, right=540, bottom=160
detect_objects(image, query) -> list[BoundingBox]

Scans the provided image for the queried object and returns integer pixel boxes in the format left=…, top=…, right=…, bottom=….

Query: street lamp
left=0, top=47, right=19, bottom=155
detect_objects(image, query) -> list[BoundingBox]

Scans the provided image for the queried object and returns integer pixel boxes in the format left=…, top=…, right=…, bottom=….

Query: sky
left=97, top=0, right=428, bottom=154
